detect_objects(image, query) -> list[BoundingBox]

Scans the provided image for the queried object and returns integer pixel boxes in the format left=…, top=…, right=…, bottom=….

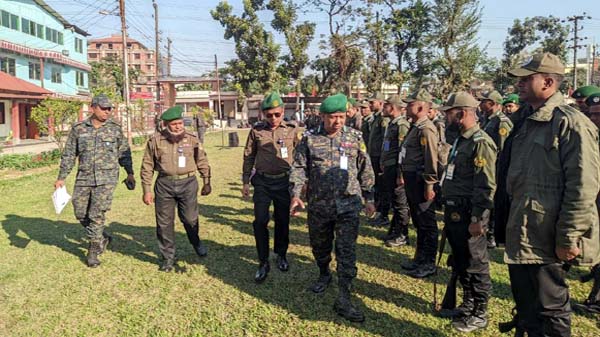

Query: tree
left=30, top=98, right=83, bottom=153
left=430, top=0, right=485, bottom=94
left=267, top=0, right=315, bottom=110
left=359, top=6, right=392, bottom=93
left=211, top=0, right=280, bottom=100
left=89, top=56, right=140, bottom=102
left=177, top=83, right=212, bottom=91
left=304, top=0, right=363, bottom=95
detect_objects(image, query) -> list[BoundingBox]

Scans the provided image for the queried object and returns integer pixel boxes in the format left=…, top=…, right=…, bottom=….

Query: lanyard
left=448, top=137, right=460, bottom=164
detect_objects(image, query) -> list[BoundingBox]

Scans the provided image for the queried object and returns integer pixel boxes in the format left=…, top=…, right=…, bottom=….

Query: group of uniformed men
left=55, top=51, right=600, bottom=334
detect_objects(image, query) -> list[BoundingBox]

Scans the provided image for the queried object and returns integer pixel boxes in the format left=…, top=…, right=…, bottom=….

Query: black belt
left=258, top=172, right=289, bottom=179
left=159, top=172, right=195, bottom=180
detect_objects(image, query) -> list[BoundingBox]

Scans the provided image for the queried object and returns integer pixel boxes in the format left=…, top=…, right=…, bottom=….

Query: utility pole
left=591, top=43, right=598, bottom=86
left=119, top=0, right=132, bottom=146
left=166, top=37, right=172, bottom=76
left=566, top=13, right=591, bottom=89
left=215, top=54, right=224, bottom=146
left=153, top=0, right=161, bottom=105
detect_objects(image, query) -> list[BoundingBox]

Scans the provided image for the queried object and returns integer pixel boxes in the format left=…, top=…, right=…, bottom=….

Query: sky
left=42, top=0, right=600, bottom=76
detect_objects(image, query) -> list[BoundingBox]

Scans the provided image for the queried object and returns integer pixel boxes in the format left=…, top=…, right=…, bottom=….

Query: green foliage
left=0, top=149, right=61, bottom=170
left=30, top=98, right=83, bottom=154
left=89, top=55, right=141, bottom=102
left=177, top=83, right=212, bottom=91
left=211, top=0, right=280, bottom=97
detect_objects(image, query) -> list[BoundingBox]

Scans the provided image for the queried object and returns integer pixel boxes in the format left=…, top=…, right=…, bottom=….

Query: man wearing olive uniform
left=367, top=92, right=390, bottom=226
left=439, top=92, right=497, bottom=332
left=345, top=98, right=362, bottom=131
left=242, top=92, right=299, bottom=283
left=499, top=53, right=600, bottom=336
left=141, top=106, right=212, bottom=272
left=380, top=95, right=411, bottom=247
left=400, top=89, right=440, bottom=278
left=360, top=102, right=374, bottom=146
left=571, top=85, right=600, bottom=114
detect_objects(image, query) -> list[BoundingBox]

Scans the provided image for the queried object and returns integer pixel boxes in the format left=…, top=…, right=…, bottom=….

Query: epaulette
left=348, top=127, right=362, bottom=138
left=285, top=122, right=297, bottom=128
left=499, top=114, right=511, bottom=123
left=473, top=129, right=486, bottom=142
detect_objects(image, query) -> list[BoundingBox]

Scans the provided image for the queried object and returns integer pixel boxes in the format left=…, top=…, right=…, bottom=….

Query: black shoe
left=334, top=296, right=365, bottom=322
left=86, top=242, right=101, bottom=268
left=310, top=274, right=332, bottom=293
left=255, top=262, right=270, bottom=283
left=452, top=313, right=488, bottom=332
left=385, top=235, right=408, bottom=247
left=401, top=259, right=421, bottom=271
left=276, top=255, right=289, bottom=272
left=369, top=216, right=389, bottom=228
left=159, top=259, right=175, bottom=272
left=407, top=263, right=436, bottom=278
left=573, top=301, right=600, bottom=314
left=194, top=241, right=208, bottom=257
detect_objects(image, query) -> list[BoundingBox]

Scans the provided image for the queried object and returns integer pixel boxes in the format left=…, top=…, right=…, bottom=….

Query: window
left=147, top=64, right=153, bottom=71
left=147, top=53, right=153, bottom=59
left=36, top=23, right=44, bottom=38
left=51, top=67, right=62, bottom=83
left=10, top=13, right=19, bottom=30
left=28, top=62, right=41, bottom=80
left=29, top=21, right=36, bottom=36
left=21, top=18, right=30, bottom=34
left=134, top=53, right=141, bottom=60
left=76, top=71, right=85, bottom=87
left=135, top=87, right=142, bottom=93
left=44, top=27, right=62, bottom=44
left=0, top=102, right=5, bottom=124
left=1, top=11, right=9, bottom=28
left=108, top=43, right=113, bottom=49
left=95, top=43, right=101, bottom=49
left=134, top=64, right=141, bottom=70
left=0, top=57, right=16, bottom=76
left=88, top=53, right=98, bottom=59
left=75, top=38, right=83, bottom=53
left=45, top=27, right=51, bottom=41
left=58, top=32, right=63, bottom=45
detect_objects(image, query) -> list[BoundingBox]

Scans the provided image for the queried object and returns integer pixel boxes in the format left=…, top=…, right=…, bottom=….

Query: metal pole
left=573, top=17, right=579, bottom=89
left=119, top=0, right=131, bottom=145
left=215, top=54, right=224, bottom=147
left=153, top=0, right=161, bottom=104
left=167, top=37, right=172, bottom=76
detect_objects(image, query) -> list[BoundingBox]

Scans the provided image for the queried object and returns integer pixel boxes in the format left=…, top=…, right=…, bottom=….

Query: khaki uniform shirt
left=441, top=125, right=497, bottom=217
left=140, top=131, right=211, bottom=193
left=242, top=121, right=299, bottom=184
left=504, top=92, right=600, bottom=266
left=400, top=116, right=439, bottom=185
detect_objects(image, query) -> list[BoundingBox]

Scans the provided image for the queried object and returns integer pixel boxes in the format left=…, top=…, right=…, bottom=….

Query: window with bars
left=0, top=57, right=16, bottom=76
left=51, top=67, right=62, bottom=83
left=28, top=62, right=41, bottom=80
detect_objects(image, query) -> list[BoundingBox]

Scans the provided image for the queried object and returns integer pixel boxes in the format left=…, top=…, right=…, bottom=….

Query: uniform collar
left=84, top=117, right=110, bottom=128
left=527, top=92, right=564, bottom=122
left=413, top=115, right=429, bottom=126
left=391, top=115, right=404, bottom=124
left=461, top=124, right=480, bottom=139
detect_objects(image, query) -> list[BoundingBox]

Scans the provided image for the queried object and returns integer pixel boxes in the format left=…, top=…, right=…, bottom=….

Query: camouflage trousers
left=72, top=184, right=116, bottom=241
left=307, top=201, right=360, bottom=284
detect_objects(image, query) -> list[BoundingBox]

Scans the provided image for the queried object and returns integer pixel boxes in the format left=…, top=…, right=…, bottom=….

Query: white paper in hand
left=52, top=186, right=72, bottom=214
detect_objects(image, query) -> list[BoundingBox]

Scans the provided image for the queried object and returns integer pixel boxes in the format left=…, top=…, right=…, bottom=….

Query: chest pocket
left=532, top=133, right=561, bottom=175
left=101, top=136, right=117, bottom=152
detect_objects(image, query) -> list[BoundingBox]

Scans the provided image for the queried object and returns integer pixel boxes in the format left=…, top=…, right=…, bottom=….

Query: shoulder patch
left=420, top=136, right=427, bottom=146
left=473, top=156, right=487, bottom=168
left=286, top=122, right=297, bottom=128
left=499, top=127, right=508, bottom=136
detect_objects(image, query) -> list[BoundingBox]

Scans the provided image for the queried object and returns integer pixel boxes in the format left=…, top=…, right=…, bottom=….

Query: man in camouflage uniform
left=571, top=85, right=600, bottom=114
left=379, top=95, right=411, bottom=247
left=367, top=92, right=390, bottom=226
left=439, top=92, right=497, bottom=332
left=304, top=108, right=322, bottom=130
left=290, top=94, right=375, bottom=322
left=573, top=92, right=600, bottom=315
left=360, top=101, right=374, bottom=146
left=477, top=90, right=513, bottom=249
left=498, top=53, right=600, bottom=336
left=242, top=92, right=299, bottom=283
left=140, top=106, right=212, bottom=272
left=400, top=88, right=440, bottom=279
left=55, top=94, right=135, bottom=268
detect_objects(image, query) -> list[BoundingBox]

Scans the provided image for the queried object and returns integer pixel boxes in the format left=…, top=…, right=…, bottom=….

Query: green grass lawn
left=1, top=130, right=598, bottom=337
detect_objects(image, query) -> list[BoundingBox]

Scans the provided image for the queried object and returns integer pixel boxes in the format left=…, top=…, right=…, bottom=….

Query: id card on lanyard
left=177, top=147, right=186, bottom=168
left=440, top=138, right=459, bottom=185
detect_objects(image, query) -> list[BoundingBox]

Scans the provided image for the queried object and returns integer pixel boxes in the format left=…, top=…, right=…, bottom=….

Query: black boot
left=385, top=235, right=409, bottom=247
left=310, top=265, right=332, bottom=293
left=254, top=261, right=270, bottom=283
left=86, top=241, right=101, bottom=268
left=98, top=232, right=112, bottom=255
left=334, top=280, right=365, bottom=322
left=452, top=302, right=488, bottom=332
left=439, top=287, right=474, bottom=319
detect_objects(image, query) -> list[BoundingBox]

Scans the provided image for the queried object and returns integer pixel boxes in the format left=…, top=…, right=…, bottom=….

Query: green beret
left=503, top=94, right=519, bottom=105
left=320, top=94, right=347, bottom=114
left=572, top=85, right=600, bottom=99
left=585, top=93, right=600, bottom=106
left=432, top=98, right=443, bottom=105
left=348, top=97, right=357, bottom=107
left=161, top=106, right=183, bottom=121
left=261, top=91, right=284, bottom=110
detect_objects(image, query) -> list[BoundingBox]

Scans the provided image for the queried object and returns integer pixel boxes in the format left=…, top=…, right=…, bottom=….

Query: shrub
left=0, top=149, right=61, bottom=170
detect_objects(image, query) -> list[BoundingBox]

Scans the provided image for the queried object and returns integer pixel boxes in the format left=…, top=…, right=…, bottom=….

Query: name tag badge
left=398, top=147, right=406, bottom=164
left=446, top=163, right=455, bottom=180
left=178, top=155, right=186, bottom=168
left=340, top=155, right=349, bottom=170
left=280, top=146, right=288, bottom=159
left=383, top=141, right=390, bottom=152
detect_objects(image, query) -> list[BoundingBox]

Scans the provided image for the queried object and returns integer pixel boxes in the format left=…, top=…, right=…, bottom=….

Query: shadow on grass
left=202, top=240, right=448, bottom=336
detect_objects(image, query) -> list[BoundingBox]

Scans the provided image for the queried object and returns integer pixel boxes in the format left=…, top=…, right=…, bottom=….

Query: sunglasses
left=99, top=107, right=112, bottom=111
left=265, top=113, right=282, bottom=118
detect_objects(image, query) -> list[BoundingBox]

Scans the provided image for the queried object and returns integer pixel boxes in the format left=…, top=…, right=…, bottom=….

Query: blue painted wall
left=0, top=0, right=89, bottom=96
